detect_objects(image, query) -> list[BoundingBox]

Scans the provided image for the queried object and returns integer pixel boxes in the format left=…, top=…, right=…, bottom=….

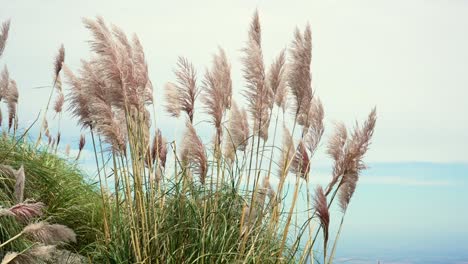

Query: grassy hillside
left=0, top=136, right=104, bottom=260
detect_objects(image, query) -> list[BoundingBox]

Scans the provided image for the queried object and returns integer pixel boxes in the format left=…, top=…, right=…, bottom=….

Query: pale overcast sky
left=1, top=1, right=468, bottom=263
left=2, top=0, right=467, bottom=163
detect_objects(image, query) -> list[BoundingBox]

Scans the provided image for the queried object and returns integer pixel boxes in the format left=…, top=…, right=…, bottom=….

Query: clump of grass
left=59, top=10, right=377, bottom=263
left=0, top=137, right=105, bottom=257
left=0, top=9, right=377, bottom=263
left=0, top=139, right=97, bottom=263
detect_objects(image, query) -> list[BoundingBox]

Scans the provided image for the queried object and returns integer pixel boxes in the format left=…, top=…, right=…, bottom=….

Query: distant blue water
left=327, top=162, right=468, bottom=264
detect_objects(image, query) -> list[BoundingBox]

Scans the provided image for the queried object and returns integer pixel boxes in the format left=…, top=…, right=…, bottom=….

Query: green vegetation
left=0, top=137, right=103, bottom=262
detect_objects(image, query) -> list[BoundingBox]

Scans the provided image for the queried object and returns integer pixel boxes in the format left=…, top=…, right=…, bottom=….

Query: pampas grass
left=75, top=133, right=85, bottom=160
left=0, top=252, right=33, bottom=264
left=22, top=222, right=76, bottom=245
left=3, top=201, right=45, bottom=222
left=0, top=10, right=377, bottom=264
left=314, top=186, right=330, bottom=263
left=290, top=140, right=310, bottom=179
left=63, top=64, right=91, bottom=128
left=53, top=92, right=64, bottom=113
left=180, top=122, right=208, bottom=184
left=242, top=10, right=271, bottom=141
left=13, top=166, right=23, bottom=204
left=224, top=100, right=249, bottom=163
left=202, top=48, right=232, bottom=148
left=0, top=20, right=10, bottom=59
left=53, top=45, right=65, bottom=79
left=164, top=57, right=198, bottom=122
left=268, top=49, right=288, bottom=112
left=5, top=80, right=18, bottom=131
left=288, top=24, right=313, bottom=124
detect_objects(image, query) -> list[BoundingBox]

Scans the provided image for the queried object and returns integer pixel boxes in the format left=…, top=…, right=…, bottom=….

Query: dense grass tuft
left=0, top=137, right=104, bottom=258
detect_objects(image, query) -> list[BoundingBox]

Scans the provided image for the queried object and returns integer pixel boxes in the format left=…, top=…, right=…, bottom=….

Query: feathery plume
left=262, top=177, right=276, bottom=204
left=28, top=244, right=56, bottom=260
left=81, top=17, right=124, bottom=106
left=75, top=59, right=129, bottom=152
left=55, top=74, right=63, bottom=92
left=224, top=101, right=249, bottom=162
left=54, top=44, right=65, bottom=80
left=82, top=17, right=152, bottom=112
left=338, top=172, right=358, bottom=212
left=1, top=252, right=18, bottom=264
left=131, top=34, right=153, bottom=106
left=242, top=10, right=271, bottom=141
left=201, top=69, right=223, bottom=146
left=0, top=252, right=34, bottom=264
left=0, top=19, right=10, bottom=59
left=78, top=18, right=153, bottom=153
left=164, top=83, right=181, bottom=117
left=63, top=65, right=91, bottom=128
left=0, top=209, right=14, bottom=217
left=90, top=103, right=127, bottom=153
left=0, top=66, right=9, bottom=101
left=64, top=144, right=70, bottom=156
left=327, top=122, right=347, bottom=162
left=14, top=165, right=24, bottom=203
left=0, top=66, right=9, bottom=127
left=164, top=57, right=198, bottom=122
left=347, top=107, right=377, bottom=171
left=288, top=24, right=313, bottom=125
left=148, top=132, right=158, bottom=165
left=43, top=119, right=50, bottom=139
left=304, top=97, right=324, bottom=156
left=213, top=48, right=232, bottom=109
left=180, top=122, right=207, bottom=184
left=0, top=164, right=15, bottom=179
left=76, top=134, right=86, bottom=160
left=23, top=222, right=77, bottom=245
left=326, top=108, right=377, bottom=195
left=249, top=10, right=261, bottom=46
left=325, top=122, right=347, bottom=193
left=109, top=25, right=153, bottom=111
left=6, top=201, right=45, bottom=222
left=53, top=92, right=64, bottom=113
left=268, top=49, right=288, bottom=111
left=157, top=132, right=167, bottom=169
left=80, top=60, right=108, bottom=103
left=0, top=245, right=56, bottom=264
left=202, top=48, right=232, bottom=146
left=290, top=140, right=310, bottom=179
left=314, top=186, right=330, bottom=260
left=149, top=130, right=167, bottom=169
left=6, top=79, right=18, bottom=130
left=278, top=126, right=294, bottom=178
